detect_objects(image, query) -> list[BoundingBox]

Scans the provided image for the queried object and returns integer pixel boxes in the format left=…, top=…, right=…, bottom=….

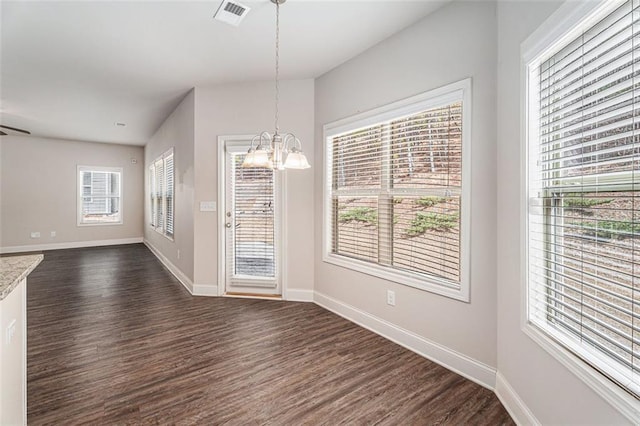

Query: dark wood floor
left=26, top=244, right=513, bottom=425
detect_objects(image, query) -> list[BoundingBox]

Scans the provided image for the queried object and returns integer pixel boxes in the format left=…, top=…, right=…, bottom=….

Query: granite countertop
left=0, top=254, right=43, bottom=300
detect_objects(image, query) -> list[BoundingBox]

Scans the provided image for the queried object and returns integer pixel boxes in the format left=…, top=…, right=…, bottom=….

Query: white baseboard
left=313, top=291, right=497, bottom=390
left=286, top=288, right=314, bottom=302
left=143, top=240, right=194, bottom=295
left=0, top=237, right=143, bottom=254
left=495, top=371, right=540, bottom=426
left=193, top=284, right=219, bottom=296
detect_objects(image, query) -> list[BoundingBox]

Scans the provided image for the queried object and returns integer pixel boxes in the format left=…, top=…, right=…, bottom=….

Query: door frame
left=217, top=134, right=289, bottom=299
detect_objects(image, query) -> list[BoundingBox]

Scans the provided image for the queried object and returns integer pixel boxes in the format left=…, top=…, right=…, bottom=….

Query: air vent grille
left=214, top=0, right=250, bottom=26
left=224, top=2, right=245, bottom=16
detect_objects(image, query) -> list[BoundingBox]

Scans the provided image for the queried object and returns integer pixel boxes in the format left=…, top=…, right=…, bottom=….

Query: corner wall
left=193, top=80, right=315, bottom=297
left=0, top=136, right=144, bottom=251
left=314, top=0, right=498, bottom=384
left=144, top=89, right=195, bottom=283
left=496, top=2, right=631, bottom=424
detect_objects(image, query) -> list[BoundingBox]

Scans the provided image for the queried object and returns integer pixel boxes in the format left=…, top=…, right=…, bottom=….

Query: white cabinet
left=0, top=277, right=27, bottom=426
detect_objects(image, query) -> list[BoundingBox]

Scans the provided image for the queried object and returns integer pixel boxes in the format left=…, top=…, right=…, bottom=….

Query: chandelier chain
left=275, top=0, right=280, bottom=134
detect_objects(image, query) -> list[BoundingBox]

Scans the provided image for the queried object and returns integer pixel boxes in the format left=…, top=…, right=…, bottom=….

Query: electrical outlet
left=6, top=319, right=16, bottom=344
left=387, top=290, right=396, bottom=306
left=30, top=232, right=40, bottom=239
left=50, top=231, right=56, bottom=238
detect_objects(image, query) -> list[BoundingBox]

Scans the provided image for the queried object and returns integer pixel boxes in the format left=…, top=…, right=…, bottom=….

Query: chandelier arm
left=259, top=131, right=272, bottom=150
left=249, top=134, right=260, bottom=149
left=260, top=131, right=272, bottom=141
left=282, top=133, right=295, bottom=150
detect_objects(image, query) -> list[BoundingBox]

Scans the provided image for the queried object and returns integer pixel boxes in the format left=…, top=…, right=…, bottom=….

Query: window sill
left=522, top=322, right=640, bottom=422
left=77, top=221, right=123, bottom=227
left=323, top=252, right=469, bottom=302
left=151, top=225, right=174, bottom=242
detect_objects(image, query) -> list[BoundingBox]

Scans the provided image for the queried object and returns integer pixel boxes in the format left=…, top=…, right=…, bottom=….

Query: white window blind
left=155, top=158, right=165, bottom=231
left=528, top=0, right=640, bottom=398
left=324, top=81, right=470, bottom=299
left=149, top=148, right=174, bottom=239
left=229, top=153, right=276, bottom=278
left=77, top=166, right=122, bottom=225
left=149, top=164, right=157, bottom=228
left=165, top=152, right=174, bottom=237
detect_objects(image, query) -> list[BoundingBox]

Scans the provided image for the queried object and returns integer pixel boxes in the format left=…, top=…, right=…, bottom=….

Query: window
left=323, top=80, right=470, bottom=301
left=526, top=0, right=640, bottom=401
left=77, top=166, right=122, bottom=225
left=149, top=148, right=174, bottom=239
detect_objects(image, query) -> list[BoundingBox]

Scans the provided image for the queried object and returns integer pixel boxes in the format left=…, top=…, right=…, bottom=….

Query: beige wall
left=0, top=136, right=143, bottom=250
left=193, top=80, right=315, bottom=293
left=144, top=90, right=195, bottom=282
left=314, top=1, right=498, bottom=368
left=496, top=2, right=631, bottom=423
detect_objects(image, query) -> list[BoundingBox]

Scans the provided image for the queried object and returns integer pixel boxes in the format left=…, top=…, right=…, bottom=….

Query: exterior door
left=223, top=140, right=281, bottom=296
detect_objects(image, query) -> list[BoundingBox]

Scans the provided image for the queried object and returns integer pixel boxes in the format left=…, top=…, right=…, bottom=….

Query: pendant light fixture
left=242, top=0, right=310, bottom=170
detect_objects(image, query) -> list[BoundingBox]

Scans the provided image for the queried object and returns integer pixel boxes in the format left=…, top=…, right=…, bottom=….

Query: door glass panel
left=232, top=153, right=276, bottom=278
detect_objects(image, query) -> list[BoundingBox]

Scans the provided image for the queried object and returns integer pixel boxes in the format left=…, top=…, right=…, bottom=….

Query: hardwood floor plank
left=26, top=244, right=513, bottom=425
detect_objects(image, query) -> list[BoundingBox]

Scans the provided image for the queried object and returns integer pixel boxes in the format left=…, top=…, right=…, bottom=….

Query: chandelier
left=242, top=0, right=310, bottom=170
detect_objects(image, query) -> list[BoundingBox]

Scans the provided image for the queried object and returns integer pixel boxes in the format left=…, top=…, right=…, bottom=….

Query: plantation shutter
left=330, top=101, right=463, bottom=286
left=165, top=152, right=174, bottom=237
left=150, top=164, right=157, bottom=227
left=230, top=152, right=276, bottom=278
left=528, top=0, right=640, bottom=396
left=155, top=158, right=164, bottom=231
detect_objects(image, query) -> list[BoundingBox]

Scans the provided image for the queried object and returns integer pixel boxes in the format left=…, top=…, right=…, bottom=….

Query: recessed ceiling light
left=115, top=122, right=126, bottom=127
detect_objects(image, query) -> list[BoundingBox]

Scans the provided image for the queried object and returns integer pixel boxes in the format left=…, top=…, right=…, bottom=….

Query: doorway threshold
left=224, top=292, right=282, bottom=301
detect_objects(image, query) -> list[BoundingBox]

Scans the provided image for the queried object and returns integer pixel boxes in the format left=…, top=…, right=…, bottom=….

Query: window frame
left=322, top=79, right=472, bottom=302
left=149, top=148, right=174, bottom=240
left=522, top=0, right=640, bottom=419
left=76, top=165, right=123, bottom=227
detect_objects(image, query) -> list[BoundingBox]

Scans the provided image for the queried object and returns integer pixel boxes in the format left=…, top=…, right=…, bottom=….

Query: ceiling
left=0, top=0, right=447, bottom=145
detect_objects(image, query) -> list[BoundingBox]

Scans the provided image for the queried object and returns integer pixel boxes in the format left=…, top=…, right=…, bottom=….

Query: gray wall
left=314, top=1, right=498, bottom=368
left=144, top=89, right=195, bottom=281
left=0, top=136, right=143, bottom=250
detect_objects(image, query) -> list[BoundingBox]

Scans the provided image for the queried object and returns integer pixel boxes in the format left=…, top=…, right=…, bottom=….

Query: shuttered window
left=149, top=164, right=157, bottom=228
left=527, top=0, right=640, bottom=399
left=323, top=80, right=470, bottom=300
left=165, top=153, right=174, bottom=237
left=77, top=166, right=122, bottom=225
left=149, top=148, right=174, bottom=239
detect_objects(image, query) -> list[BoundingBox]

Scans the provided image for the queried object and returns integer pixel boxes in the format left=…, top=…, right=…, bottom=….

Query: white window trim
left=76, top=165, right=123, bottom=227
left=149, top=148, right=175, bottom=241
left=322, top=78, right=472, bottom=302
left=521, top=0, right=640, bottom=420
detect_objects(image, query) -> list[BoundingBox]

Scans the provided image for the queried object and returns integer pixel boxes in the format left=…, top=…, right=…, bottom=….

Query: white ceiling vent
left=214, top=0, right=251, bottom=27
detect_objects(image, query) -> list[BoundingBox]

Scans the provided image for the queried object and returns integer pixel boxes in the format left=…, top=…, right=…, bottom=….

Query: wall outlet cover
left=387, top=290, right=396, bottom=306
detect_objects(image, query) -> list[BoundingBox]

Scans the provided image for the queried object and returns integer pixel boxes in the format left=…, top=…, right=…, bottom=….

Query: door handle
left=225, top=222, right=232, bottom=228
